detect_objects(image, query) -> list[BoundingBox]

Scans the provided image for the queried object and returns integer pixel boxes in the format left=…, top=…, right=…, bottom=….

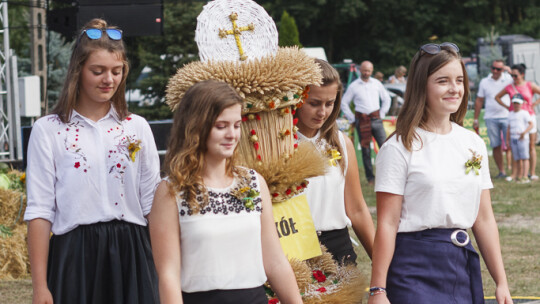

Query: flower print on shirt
left=106, top=115, right=141, bottom=183
left=49, top=116, right=90, bottom=172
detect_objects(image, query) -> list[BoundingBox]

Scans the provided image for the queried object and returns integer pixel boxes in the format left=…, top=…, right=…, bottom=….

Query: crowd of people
left=23, top=17, right=517, bottom=304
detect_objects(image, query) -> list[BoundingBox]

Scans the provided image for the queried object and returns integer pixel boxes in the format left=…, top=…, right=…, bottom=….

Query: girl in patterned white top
left=25, top=18, right=161, bottom=304
left=149, top=80, right=302, bottom=304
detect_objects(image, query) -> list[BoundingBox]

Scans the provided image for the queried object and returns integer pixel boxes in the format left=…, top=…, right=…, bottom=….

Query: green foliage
left=128, top=102, right=172, bottom=121
left=125, top=0, right=204, bottom=104
left=278, top=11, right=302, bottom=47
left=46, top=32, right=72, bottom=110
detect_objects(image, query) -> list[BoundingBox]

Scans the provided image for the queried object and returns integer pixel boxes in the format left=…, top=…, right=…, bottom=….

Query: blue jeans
left=355, top=117, right=386, bottom=181
left=485, top=118, right=508, bottom=148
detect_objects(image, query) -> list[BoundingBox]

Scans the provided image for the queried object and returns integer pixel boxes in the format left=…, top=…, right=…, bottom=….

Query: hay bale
left=0, top=170, right=30, bottom=279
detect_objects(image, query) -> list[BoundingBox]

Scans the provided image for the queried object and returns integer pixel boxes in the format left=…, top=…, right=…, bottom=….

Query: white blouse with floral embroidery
left=24, top=108, right=161, bottom=235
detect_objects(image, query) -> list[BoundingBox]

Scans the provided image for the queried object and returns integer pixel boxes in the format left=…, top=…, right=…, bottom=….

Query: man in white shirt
left=341, top=60, right=391, bottom=184
left=473, top=59, right=513, bottom=178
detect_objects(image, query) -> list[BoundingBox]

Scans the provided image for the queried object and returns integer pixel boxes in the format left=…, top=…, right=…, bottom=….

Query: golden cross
left=218, top=12, right=255, bottom=61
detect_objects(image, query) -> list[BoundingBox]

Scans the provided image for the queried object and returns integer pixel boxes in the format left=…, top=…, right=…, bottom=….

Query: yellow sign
left=272, top=194, right=322, bottom=261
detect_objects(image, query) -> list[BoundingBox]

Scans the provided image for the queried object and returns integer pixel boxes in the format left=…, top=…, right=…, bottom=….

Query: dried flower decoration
left=127, top=139, right=142, bottom=162
left=465, top=149, right=482, bottom=175
left=327, top=149, right=342, bottom=167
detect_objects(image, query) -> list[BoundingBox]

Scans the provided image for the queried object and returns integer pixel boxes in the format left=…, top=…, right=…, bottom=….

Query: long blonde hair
left=52, top=18, right=129, bottom=123
left=164, top=80, right=243, bottom=213
left=395, top=45, right=469, bottom=151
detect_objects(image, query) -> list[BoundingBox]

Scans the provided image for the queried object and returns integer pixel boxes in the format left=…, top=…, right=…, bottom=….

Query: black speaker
left=48, top=3, right=163, bottom=39
left=78, top=4, right=163, bottom=37
left=78, top=0, right=162, bottom=5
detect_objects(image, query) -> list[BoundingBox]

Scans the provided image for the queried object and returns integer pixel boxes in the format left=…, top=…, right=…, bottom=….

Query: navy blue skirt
left=47, top=220, right=159, bottom=304
left=182, top=285, right=267, bottom=304
left=318, top=227, right=358, bottom=265
left=387, top=228, right=484, bottom=304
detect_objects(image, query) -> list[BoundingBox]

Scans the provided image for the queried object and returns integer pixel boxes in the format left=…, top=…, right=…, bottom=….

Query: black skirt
left=182, top=285, right=267, bottom=304
left=47, top=220, right=159, bottom=304
left=317, top=227, right=358, bottom=265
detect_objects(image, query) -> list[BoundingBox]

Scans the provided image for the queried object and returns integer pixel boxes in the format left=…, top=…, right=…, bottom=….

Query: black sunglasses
left=419, top=42, right=460, bottom=55
left=491, top=66, right=502, bottom=71
left=76, top=28, right=123, bottom=45
left=511, top=74, right=518, bottom=78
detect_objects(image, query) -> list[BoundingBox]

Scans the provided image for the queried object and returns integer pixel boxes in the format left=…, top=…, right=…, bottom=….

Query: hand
left=33, top=286, right=53, bottom=304
left=473, top=120, right=479, bottom=129
left=495, top=284, right=513, bottom=304
left=367, top=293, right=391, bottom=304
left=519, top=133, right=525, bottom=140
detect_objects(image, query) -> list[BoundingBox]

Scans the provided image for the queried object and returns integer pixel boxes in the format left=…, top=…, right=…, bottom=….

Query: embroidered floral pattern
left=178, top=169, right=262, bottom=216
left=107, top=115, right=140, bottom=183
left=50, top=116, right=90, bottom=172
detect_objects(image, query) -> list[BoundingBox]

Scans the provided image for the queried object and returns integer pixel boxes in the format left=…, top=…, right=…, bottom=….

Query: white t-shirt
left=175, top=168, right=267, bottom=292
left=477, top=75, right=512, bottom=119
left=508, top=110, right=532, bottom=140
left=299, top=131, right=352, bottom=231
left=24, top=109, right=161, bottom=235
left=375, top=123, right=493, bottom=232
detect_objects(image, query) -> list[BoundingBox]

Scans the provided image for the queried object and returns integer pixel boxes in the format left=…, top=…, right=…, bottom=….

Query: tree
left=278, top=11, right=302, bottom=47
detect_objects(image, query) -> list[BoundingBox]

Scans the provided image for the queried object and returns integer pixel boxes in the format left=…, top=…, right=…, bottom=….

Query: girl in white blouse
left=368, top=43, right=512, bottom=304
left=25, top=19, right=161, bottom=304
left=149, top=80, right=302, bottom=304
left=296, top=59, right=375, bottom=264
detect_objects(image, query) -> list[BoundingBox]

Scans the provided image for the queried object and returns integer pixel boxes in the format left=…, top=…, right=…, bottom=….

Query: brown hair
left=164, top=80, right=243, bottom=213
left=298, top=59, right=345, bottom=172
left=51, top=18, right=129, bottom=123
left=395, top=45, right=469, bottom=151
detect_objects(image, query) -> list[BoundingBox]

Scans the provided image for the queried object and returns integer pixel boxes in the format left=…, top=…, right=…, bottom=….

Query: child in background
left=506, top=94, right=533, bottom=183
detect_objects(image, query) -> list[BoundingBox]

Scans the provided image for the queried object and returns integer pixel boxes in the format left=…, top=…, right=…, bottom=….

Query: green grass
left=351, top=145, right=540, bottom=299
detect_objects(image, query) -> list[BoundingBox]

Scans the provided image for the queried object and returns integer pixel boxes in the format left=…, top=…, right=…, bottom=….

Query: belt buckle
left=450, top=229, right=470, bottom=247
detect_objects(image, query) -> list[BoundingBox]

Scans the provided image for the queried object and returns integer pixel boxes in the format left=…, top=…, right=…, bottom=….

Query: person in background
left=495, top=63, right=540, bottom=181
left=473, top=59, right=513, bottom=179
left=506, top=95, right=533, bottom=183
left=149, top=80, right=302, bottom=304
left=341, top=60, right=391, bottom=185
left=388, top=65, right=407, bottom=84
left=25, top=18, right=161, bottom=304
left=369, top=42, right=512, bottom=304
left=296, top=59, right=375, bottom=264
left=374, top=71, right=385, bottom=83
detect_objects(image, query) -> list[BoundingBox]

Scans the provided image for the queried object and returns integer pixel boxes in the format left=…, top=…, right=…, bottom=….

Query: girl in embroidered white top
left=25, top=19, right=161, bottom=304
left=149, top=80, right=302, bottom=304
left=295, top=59, right=375, bottom=265
left=368, top=43, right=512, bottom=304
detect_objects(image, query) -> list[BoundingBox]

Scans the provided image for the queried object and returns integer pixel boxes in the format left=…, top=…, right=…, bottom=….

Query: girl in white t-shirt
left=368, top=43, right=512, bottom=304
left=149, top=80, right=302, bottom=304
left=25, top=19, right=161, bottom=304
left=296, top=59, right=375, bottom=264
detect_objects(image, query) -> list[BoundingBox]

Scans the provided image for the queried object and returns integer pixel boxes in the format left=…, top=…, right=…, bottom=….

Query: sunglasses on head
left=76, top=28, right=123, bottom=45
left=491, top=66, right=502, bottom=71
left=419, top=42, right=460, bottom=55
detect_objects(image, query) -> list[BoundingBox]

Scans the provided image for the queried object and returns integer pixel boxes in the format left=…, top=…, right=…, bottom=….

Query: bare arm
left=495, top=89, right=510, bottom=110
left=343, top=134, right=375, bottom=259
left=530, top=83, right=540, bottom=107
left=148, top=181, right=183, bottom=304
left=367, top=192, right=403, bottom=304
left=258, top=174, right=302, bottom=304
left=27, top=219, right=53, bottom=304
left=472, top=190, right=512, bottom=304
left=473, top=97, right=484, bottom=129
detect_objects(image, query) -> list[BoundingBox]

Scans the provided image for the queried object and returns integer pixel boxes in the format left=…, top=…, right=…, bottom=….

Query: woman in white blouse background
left=368, top=43, right=512, bottom=304
left=295, top=59, right=375, bottom=265
left=25, top=19, right=161, bottom=304
left=149, top=80, right=301, bottom=304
